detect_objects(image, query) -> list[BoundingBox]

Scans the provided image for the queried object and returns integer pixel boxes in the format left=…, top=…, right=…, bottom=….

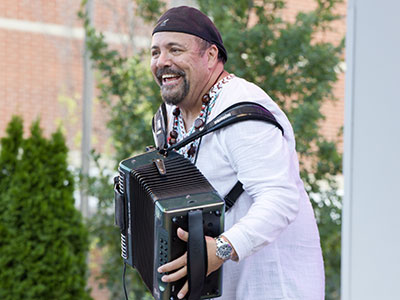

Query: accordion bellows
left=115, top=149, right=224, bottom=300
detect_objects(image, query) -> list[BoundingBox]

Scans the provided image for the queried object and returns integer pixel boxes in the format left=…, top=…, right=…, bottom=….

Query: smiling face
left=150, top=32, right=211, bottom=107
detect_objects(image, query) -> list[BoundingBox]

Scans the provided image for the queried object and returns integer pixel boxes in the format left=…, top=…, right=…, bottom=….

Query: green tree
left=0, top=116, right=24, bottom=215
left=80, top=0, right=343, bottom=299
left=0, top=117, right=92, bottom=300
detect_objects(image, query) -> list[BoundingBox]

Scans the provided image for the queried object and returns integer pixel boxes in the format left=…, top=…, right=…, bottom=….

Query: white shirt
left=164, top=76, right=324, bottom=300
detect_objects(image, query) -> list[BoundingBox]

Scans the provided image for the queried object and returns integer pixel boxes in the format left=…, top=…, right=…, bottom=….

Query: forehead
left=151, top=32, right=199, bottom=49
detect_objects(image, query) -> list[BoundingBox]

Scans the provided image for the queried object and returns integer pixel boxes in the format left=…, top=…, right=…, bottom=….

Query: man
left=150, top=6, right=324, bottom=300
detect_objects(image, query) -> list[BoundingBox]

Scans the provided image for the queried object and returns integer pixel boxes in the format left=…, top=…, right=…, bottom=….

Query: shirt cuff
left=222, top=224, right=253, bottom=262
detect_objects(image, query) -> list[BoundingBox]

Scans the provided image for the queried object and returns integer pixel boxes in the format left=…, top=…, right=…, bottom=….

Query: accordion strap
left=152, top=102, right=284, bottom=211
left=165, top=101, right=283, bottom=153
left=163, top=102, right=284, bottom=211
left=224, top=181, right=244, bottom=211
left=187, top=210, right=207, bottom=300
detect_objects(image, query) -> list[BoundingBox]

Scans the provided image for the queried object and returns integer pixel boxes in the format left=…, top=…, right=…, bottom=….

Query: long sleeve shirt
left=164, top=75, right=325, bottom=300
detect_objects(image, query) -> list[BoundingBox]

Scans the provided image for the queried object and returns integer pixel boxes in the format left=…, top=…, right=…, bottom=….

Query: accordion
left=114, top=102, right=284, bottom=299
left=114, top=149, right=225, bottom=300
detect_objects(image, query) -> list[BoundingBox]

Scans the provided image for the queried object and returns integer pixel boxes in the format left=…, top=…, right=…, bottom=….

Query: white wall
left=342, top=1, right=400, bottom=299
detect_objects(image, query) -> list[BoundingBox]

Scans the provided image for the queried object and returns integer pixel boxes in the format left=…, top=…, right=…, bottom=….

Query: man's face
left=150, top=32, right=209, bottom=106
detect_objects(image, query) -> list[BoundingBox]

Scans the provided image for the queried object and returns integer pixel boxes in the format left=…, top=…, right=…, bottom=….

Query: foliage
left=0, top=116, right=92, bottom=300
left=79, top=0, right=163, bottom=164
left=0, top=116, right=23, bottom=215
left=80, top=0, right=344, bottom=299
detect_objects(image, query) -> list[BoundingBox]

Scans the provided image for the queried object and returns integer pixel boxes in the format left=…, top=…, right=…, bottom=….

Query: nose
left=156, top=50, right=172, bottom=69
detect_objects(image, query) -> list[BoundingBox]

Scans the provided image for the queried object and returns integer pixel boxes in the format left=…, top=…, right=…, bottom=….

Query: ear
left=207, top=45, right=219, bottom=68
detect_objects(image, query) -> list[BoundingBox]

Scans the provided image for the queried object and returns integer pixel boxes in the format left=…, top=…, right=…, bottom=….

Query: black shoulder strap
left=166, top=102, right=283, bottom=153
left=159, top=102, right=284, bottom=212
left=224, top=181, right=244, bottom=211
left=152, top=102, right=168, bottom=149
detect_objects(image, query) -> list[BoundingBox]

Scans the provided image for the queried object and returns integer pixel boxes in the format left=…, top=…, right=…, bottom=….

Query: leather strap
left=187, top=210, right=207, bottom=300
left=154, top=102, right=284, bottom=212
left=166, top=102, right=283, bottom=154
left=224, top=181, right=244, bottom=212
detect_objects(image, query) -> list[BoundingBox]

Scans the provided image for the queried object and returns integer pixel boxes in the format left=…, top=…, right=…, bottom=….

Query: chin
left=162, top=95, right=184, bottom=106
left=161, top=87, right=187, bottom=106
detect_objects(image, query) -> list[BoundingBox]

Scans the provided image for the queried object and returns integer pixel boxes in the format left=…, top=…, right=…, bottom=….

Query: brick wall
left=0, top=0, right=346, bottom=153
left=0, top=0, right=152, bottom=155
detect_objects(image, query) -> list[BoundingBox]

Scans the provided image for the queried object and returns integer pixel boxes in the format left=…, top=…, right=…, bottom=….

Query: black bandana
left=152, top=6, right=228, bottom=62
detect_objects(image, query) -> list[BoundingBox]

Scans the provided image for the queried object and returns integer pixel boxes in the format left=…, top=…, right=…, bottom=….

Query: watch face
left=216, top=238, right=232, bottom=260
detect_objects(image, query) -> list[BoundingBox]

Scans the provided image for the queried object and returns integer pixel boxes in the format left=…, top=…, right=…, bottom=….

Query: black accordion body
left=114, top=102, right=285, bottom=299
left=114, top=149, right=225, bottom=300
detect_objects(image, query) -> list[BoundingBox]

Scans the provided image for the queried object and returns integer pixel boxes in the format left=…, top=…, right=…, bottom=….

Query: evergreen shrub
left=0, top=116, right=92, bottom=300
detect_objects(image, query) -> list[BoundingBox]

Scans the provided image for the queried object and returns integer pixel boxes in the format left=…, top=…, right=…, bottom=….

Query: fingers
left=177, top=281, right=188, bottom=299
left=156, top=227, right=204, bottom=300
left=177, top=227, right=188, bottom=242
left=161, top=265, right=187, bottom=282
left=158, top=251, right=187, bottom=273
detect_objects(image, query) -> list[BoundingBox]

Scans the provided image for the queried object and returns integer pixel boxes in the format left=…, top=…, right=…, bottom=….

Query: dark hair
left=196, top=37, right=227, bottom=64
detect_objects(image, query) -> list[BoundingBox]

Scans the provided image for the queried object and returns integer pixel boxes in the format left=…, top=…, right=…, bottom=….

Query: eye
left=171, top=48, right=182, bottom=54
left=151, top=49, right=160, bottom=58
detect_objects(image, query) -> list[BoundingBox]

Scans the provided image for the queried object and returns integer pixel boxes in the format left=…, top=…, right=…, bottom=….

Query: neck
left=180, top=68, right=227, bottom=127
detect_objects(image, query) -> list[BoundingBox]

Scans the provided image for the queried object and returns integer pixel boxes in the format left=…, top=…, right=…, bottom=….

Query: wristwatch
left=215, top=236, right=233, bottom=261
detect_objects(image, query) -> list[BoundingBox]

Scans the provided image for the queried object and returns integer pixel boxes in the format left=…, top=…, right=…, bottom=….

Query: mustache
left=156, top=67, right=185, bottom=83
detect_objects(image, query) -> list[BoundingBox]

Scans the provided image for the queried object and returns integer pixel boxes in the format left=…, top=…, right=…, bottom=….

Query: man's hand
left=157, top=228, right=226, bottom=299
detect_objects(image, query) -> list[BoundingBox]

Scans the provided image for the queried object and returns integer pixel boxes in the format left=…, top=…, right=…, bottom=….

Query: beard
left=156, top=67, right=190, bottom=106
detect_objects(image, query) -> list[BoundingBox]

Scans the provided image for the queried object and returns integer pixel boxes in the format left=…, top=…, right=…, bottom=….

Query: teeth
left=162, top=74, right=179, bottom=79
